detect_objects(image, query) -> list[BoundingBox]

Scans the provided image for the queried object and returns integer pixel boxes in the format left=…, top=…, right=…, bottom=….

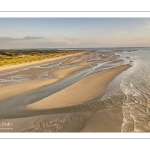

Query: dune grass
left=0, top=49, right=86, bottom=67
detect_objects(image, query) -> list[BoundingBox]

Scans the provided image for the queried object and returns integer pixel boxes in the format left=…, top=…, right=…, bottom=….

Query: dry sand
left=26, top=64, right=131, bottom=110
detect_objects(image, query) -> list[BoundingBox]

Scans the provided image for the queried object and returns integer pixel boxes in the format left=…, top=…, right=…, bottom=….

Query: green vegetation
left=0, top=49, right=86, bottom=67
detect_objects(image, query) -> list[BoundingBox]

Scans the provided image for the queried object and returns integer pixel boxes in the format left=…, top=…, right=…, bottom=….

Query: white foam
left=120, top=49, right=150, bottom=132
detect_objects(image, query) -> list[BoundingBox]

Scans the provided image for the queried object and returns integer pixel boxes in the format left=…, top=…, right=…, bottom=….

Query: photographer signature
left=0, top=122, right=13, bottom=127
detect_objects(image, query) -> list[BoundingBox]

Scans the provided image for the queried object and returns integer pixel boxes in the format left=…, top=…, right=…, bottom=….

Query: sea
left=90, top=47, right=150, bottom=132
left=118, top=48, right=150, bottom=132
left=94, top=47, right=150, bottom=132
left=89, top=47, right=150, bottom=132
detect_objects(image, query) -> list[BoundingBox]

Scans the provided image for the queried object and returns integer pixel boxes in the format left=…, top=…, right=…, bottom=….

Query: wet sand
left=48, top=61, right=94, bottom=79
left=81, top=106, right=123, bottom=132
left=0, top=111, right=92, bottom=132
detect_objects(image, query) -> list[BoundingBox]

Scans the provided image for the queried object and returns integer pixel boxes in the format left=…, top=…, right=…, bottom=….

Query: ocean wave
left=120, top=50, right=150, bottom=132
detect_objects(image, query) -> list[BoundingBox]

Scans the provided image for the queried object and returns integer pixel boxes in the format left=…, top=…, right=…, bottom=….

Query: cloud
left=0, top=36, right=44, bottom=41
left=138, top=21, right=150, bottom=30
left=144, top=20, right=150, bottom=27
left=63, top=37, right=81, bottom=42
left=23, top=36, right=44, bottom=40
left=0, top=37, right=14, bottom=40
left=117, top=31, right=127, bottom=35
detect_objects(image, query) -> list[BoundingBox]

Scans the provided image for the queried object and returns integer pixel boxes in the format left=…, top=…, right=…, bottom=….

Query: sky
left=0, top=18, right=150, bottom=49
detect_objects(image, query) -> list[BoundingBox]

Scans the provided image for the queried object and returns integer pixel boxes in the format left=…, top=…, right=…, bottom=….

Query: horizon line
left=0, top=46, right=150, bottom=50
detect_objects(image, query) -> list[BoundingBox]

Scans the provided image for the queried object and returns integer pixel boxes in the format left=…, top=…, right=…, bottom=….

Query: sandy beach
left=0, top=50, right=118, bottom=103
left=0, top=50, right=132, bottom=132
left=26, top=64, right=130, bottom=110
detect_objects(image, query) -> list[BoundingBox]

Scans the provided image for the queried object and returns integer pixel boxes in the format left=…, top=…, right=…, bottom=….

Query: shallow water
left=118, top=49, right=150, bottom=132
left=0, top=59, right=66, bottom=86
left=84, top=48, right=150, bottom=132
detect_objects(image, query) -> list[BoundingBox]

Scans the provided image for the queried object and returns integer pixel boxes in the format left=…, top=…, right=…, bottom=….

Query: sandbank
left=0, top=79, right=59, bottom=102
left=26, top=64, right=131, bottom=110
left=0, top=61, right=94, bottom=102
left=0, top=51, right=93, bottom=103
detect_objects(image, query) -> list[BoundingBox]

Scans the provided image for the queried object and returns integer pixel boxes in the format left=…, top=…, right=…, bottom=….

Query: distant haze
left=0, top=18, right=150, bottom=49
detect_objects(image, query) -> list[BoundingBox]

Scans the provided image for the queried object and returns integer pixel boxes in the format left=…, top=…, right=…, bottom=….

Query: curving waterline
left=119, top=49, right=150, bottom=132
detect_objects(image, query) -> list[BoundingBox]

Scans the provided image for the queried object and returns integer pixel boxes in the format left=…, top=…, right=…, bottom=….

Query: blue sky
left=0, top=18, right=150, bottom=49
